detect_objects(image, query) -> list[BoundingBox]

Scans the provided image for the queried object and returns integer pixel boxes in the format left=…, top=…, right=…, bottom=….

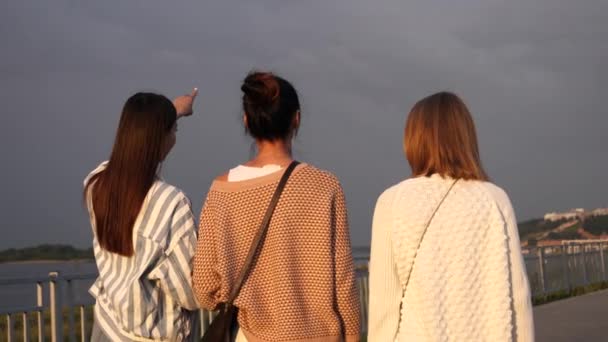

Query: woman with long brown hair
left=368, top=92, right=534, bottom=341
left=192, top=71, right=361, bottom=342
left=84, top=90, right=200, bottom=341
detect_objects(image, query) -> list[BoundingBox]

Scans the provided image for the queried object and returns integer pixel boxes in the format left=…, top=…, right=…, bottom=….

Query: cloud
left=0, top=0, right=606, bottom=248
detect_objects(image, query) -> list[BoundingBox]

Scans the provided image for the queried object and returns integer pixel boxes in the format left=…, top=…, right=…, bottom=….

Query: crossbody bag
left=201, top=161, right=300, bottom=342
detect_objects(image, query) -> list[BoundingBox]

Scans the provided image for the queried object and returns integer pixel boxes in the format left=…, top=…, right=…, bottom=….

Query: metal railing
left=0, top=272, right=96, bottom=342
left=0, top=271, right=370, bottom=341
left=523, top=240, right=608, bottom=297
left=2, top=240, right=606, bottom=341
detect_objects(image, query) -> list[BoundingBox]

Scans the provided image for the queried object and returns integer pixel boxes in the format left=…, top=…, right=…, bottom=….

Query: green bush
left=584, top=215, right=608, bottom=236
left=518, top=218, right=573, bottom=241
left=533, top=281, right=608, bottom=306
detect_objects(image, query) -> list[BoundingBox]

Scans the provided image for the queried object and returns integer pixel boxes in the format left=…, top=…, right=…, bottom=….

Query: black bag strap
left=226, top=161, right=300, bottom=306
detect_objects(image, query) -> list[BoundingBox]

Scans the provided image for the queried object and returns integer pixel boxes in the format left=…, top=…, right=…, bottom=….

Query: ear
left=243, top=113, right=248, bottom=129
left=293, top=110, right=301, bottom=129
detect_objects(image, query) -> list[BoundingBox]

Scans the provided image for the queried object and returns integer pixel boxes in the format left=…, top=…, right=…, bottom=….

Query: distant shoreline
left=0, top=244, right=94, bottom=264
left=0, top=258, right=94, bottom=265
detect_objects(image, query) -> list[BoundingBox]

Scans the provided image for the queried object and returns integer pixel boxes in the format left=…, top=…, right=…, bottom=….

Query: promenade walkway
left=534, top=289, right=608, bottom=341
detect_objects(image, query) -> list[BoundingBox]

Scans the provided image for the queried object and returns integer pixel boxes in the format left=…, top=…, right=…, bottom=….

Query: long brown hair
left=404, top=91, right=488, bottom=181
left=85, top=93, right=177, bottom=256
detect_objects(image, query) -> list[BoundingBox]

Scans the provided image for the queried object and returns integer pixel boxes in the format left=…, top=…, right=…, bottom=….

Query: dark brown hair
left=404, top=91, right=488, bottom=181
left=241, top=71, right=300, bottom=141
left=84, top=93, right=177, bottom=256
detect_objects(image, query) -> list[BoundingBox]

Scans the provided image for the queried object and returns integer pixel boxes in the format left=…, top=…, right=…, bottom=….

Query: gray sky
left=1, top=0, right=606, bottom=249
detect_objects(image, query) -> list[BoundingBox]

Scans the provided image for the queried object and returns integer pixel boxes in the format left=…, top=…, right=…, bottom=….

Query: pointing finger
left=190, top=87, right=199, bottom=99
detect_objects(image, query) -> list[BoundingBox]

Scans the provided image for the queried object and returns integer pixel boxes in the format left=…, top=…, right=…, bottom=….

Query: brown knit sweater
left=192, top=163, right=361, bottom=342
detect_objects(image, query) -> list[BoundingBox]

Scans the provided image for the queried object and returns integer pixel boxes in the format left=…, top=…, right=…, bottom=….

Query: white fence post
left=599, top=243, right=606, bottom=282
left=581, top=245, right=589, bottom=286
left=80, top=306, right=86, bottom=342
left=200, top=310, right=211, bottom=335
left=49, top=272, right=63, bottom=342
left=6, top=314, right=13, bottom=342
left=537, top=247, right=546, bottom=295
left=22, top=312, right=29, bottom=342
left=560, top=245, right=570, bottom=291
left=37, top=281, right=44, bottom=342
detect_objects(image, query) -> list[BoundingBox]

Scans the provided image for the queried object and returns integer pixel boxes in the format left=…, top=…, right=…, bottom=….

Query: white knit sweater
left=368, top=175, right=534, bottom=342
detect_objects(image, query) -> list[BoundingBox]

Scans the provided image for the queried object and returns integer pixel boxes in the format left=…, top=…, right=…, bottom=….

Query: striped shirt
left=85, top=162, right=200, bottom=341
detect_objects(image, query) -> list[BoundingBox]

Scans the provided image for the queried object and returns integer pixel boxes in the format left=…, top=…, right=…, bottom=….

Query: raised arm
left=173, top=88, right=198, bottom=118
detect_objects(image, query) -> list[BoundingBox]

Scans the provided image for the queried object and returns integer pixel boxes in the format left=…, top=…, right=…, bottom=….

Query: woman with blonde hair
left=368, top=92, right=534, bottom=341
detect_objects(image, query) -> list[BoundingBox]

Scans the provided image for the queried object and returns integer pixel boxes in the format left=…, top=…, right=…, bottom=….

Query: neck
left=247, top=139, right=293, bottom=167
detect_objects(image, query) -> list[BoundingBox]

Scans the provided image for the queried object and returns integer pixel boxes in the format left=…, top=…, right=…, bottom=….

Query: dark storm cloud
left=0, top=0, right=606, bottom=248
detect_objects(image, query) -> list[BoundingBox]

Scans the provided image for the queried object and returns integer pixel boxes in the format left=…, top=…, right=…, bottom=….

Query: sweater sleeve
left=333, top=184, right=361, bottom=341
left=368, top=188, right=401, bottom=342
left=192, top=194, right=222, bottom=311
left=497, top=192, right=535, bottom=342
left=147, top=195, right=199, bottom=310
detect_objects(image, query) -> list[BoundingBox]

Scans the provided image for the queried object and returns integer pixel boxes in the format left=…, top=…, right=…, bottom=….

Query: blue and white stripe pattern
left=85, top=162, right=200, bottom=341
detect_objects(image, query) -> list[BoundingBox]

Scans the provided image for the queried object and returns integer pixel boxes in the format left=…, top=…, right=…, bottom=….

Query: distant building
left=544, top=208, right=585, bottom=221
left=544, top=207, right=608, bottom=221
left=590, top=208, right=608, bottom=216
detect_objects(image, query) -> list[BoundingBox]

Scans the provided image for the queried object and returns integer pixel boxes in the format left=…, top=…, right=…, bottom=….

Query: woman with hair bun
left=193, top=71, right=361, bottom=342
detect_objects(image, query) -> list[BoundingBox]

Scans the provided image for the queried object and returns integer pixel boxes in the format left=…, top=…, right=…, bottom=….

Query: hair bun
left=241, top=72, right=280, bottom=107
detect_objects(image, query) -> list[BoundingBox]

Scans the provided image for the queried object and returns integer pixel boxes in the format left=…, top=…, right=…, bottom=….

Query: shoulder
left=467, top=181, right=519, bottom=225
left=83, top=161, right=109, bottom=187
left=477, top=181, right=513, bottom=211
left=151, top=181, right=192, bottom=209
left=378, top=176, right=437, bottom=201
left=372, top=177, right=430, bottom=212
left=145, top=182, right=194, bottom=239
left=214, top=172, right=229, bottom=182
left=376, top=183, right=401, bottom=206
left=297, top=164, right=343, bottom=190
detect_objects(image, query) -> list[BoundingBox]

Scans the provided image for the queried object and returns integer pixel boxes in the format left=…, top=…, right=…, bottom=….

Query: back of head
left=241, top=71, right=300, bottom=141
left=404, top=91, right=488, bottom=181
left=87, top=92, right=177, bottom=256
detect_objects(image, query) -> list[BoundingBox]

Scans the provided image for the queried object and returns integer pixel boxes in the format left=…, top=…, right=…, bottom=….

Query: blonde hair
left=404, top=92, right=488, bottom=181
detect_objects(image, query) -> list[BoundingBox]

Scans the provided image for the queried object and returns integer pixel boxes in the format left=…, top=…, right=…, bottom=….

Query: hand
left=173, top=88, right=199, bottom=118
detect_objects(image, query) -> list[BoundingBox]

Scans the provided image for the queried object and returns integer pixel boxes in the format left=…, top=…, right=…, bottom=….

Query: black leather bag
left=200, top=304, right=237, bottom=342
left=201, top=161, right=300, bottom=342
